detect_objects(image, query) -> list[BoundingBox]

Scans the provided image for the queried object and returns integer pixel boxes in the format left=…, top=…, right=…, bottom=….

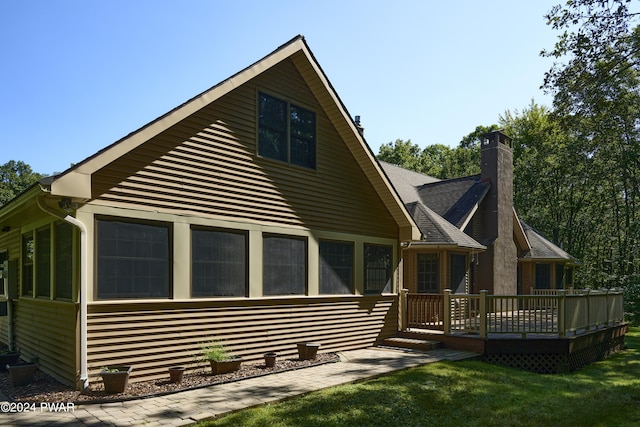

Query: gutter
left=36, top=196, right=89, bottom=389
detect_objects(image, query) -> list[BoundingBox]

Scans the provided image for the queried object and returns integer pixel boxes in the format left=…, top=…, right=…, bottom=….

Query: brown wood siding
left=87, top=296, right=398, bottom=383
left=520, top=262, right=534, bottom=293
left=14, top=298, right=78, bottom=386
left=91, top=58, right=397, bottom=238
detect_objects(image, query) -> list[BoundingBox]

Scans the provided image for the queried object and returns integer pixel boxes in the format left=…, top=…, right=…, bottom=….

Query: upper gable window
left=258, top=92, right=316, bottom=169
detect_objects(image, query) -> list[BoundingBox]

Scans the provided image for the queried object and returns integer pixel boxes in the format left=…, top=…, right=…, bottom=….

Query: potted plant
left=0, top=350, right=20, bottom=372
left=264, top=352, right=277, bottom=368
left=6, top=360, right=37, bottom=387
left=168, top=366, right=185, bottom=383
left=297, top=342, right=321, bottom=360
left=202, top=342, right=243, bottom=375
left=100, top=365, right=132, bottom=393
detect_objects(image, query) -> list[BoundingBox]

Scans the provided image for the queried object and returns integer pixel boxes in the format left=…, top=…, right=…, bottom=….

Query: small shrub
left=202, top=342, right=230, bottom=362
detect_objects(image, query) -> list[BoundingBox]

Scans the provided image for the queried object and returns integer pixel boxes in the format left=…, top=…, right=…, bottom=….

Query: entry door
left=450, top=254, right=467, bottom=294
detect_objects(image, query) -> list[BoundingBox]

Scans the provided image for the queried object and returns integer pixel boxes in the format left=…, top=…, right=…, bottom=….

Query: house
left=0, top=35, right=422, bottom=388
left=381, top=130, right=578, bottom=296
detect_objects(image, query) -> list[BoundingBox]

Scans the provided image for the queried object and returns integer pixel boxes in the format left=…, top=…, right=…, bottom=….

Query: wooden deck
left=398, top=289, right=628, bottom=373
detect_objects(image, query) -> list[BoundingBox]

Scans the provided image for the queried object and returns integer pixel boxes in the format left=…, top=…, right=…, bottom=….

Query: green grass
left=201, top=327, right=640, bottom=427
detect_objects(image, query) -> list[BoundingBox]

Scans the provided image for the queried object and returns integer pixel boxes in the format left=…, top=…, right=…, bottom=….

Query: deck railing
left=405, top=293, right=444, bottom=330
left=403, top=288, right=624, bottom=338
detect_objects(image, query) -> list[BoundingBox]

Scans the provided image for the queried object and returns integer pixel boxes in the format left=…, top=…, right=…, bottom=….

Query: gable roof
left=416, top=176, right=490, bottom=229
left=380, top=161, right=484, bottom=250
left=381, top=162, right=576, bottom=262
left=406, top=201, right=485, bottom=250
left=33, top=35, right=420, bottom=241
left=520, top=222, right=576, bottom=262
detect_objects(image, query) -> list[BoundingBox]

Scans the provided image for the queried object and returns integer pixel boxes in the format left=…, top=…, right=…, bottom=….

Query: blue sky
left=2, top=1, right=562, bottom=175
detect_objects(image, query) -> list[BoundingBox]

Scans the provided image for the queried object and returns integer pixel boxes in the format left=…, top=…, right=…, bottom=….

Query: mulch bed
left=0, top=353, right=339, bottom=404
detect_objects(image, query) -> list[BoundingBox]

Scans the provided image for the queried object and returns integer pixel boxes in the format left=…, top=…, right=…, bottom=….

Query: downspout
left=36, top=196, right=89, bottom=389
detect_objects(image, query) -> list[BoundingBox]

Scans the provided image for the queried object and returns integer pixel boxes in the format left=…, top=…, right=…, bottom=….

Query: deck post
left=558, top=290, right=566, bottom=337
left=400, top=288, right=408, bottom=331
left=479, top=290, right=488, bottom=339
left=443, top=289, right=451, bottom=334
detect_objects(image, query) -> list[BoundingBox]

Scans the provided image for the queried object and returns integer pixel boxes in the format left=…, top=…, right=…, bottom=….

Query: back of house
left=0, top=36, right=420, bottom=388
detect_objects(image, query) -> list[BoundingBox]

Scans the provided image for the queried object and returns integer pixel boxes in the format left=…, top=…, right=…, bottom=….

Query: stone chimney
left=477, top=130, right=517, bottom=295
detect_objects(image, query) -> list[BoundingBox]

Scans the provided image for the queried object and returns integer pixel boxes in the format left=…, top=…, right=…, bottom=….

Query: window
left=22, top=233, right=34, bottom=296
left=258, top=92, right=316, bottom=169
left=97, top=219, right=171, bottom=299
left=535, top=263, right=551, bottom=289
left=192, top=228, right=247, bottom=297
left=36, top=227, right=51, bottom=297
left=55, top=222, right=74, bottom=299
left=450, top=254, right=467, bottom=294
left=364, top=244, right=392, bottom=293
left=319, top=240, right=354, bottom=294
left=417, top=253, right=439, bottom=293
left=263, top=235, right=306, bottom=295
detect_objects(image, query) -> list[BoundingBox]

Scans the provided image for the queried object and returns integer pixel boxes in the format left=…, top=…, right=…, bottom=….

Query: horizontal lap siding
left=91, top=58, right=397, bottom=238
left=87, top=296, right=398, bottom=383
left=14, top=299, right=77, bottom=386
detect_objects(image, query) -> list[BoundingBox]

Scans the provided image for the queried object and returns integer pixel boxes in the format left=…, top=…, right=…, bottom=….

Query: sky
left=1, top=1, right=563, bottom=175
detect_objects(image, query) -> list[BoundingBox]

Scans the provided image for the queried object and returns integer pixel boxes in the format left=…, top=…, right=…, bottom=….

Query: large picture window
left=192, top=228, right=247, bottom=297
left=417, top=253, right=439, bottom=293
left=97, top=219, right=171, bottom=299
left=263, top=235, right=307, bottom=295
left=364, top=244, right=392, bottom=293
left=258, top=92, right=316, bottom=169
left=319, top=240, right=354, bottom=295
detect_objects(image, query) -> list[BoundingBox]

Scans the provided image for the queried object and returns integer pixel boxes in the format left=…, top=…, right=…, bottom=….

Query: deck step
left=382, top=337, right=442, bottom=351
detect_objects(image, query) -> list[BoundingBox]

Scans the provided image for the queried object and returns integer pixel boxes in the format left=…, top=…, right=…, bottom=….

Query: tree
left=542, top=0, right=640, bottom=322
left=377, top=139, right=425, bottom=172
left=0, top=161, right=43, bottom=206
left=377, top=136, right=484, bottom=180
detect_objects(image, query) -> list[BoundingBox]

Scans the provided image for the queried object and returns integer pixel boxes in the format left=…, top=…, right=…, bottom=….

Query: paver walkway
left=0, top=347, right=478, bottom=426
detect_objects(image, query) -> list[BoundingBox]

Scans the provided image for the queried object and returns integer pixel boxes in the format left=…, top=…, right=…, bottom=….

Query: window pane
left=97, top=219, right=170, bottom=299
left=290, top=105, right=316, bottom=169
left=36, top=227, right=51, bottom=297
left=258, top=93, right=287, bottom=162
left=417, top=253, right=439, bottom=293
left=319, top=240, right=353, bottom=294
left=55, top=222, right=74, bottom=299
left=263, top=235, right=306, bottom=295
left=536, top=263, right=551, bottom=289
left=22, top=234, right=34, bottom=296
left=192, top=229, right=247, bottom=297
left=364, top=244, right=392, bottom=293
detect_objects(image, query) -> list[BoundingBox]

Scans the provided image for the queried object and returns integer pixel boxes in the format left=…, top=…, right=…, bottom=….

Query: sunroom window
left=319, top=240, right=354, bottom=295
left=263, top=235, right=307, bottom=295
left=97, top=218, right=171, bottom=299
left=364, top=244, right=392, bottom=293
left=191, top=228, right=247, bottom=297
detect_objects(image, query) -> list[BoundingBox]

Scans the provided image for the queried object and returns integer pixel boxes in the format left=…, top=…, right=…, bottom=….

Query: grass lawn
left=201, top=327, right=640, bottom=427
